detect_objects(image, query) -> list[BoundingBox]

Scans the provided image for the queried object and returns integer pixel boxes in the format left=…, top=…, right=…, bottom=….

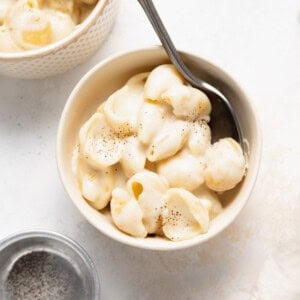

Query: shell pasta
left=75, top=64, right=247, bottom=241
left=0, top=0, right=97, bottom=52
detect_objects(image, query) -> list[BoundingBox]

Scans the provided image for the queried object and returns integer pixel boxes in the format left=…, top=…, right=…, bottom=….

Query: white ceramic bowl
left=57, top=47, right=261, bottom=251
left=0, top=0, right=118, bottom=79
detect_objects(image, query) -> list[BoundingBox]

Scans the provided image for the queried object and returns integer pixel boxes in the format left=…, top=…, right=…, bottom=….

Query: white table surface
left=1, top=0, right=299, bottom=299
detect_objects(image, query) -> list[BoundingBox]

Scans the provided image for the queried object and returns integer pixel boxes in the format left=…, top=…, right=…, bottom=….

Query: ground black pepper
left=5, top=251, right=83, bottom=300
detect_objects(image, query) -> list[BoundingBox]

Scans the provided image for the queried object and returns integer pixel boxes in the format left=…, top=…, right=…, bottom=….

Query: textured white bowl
left=0, top=0, right=118, bottom=79
left=57, top=47, right=262, bottom=251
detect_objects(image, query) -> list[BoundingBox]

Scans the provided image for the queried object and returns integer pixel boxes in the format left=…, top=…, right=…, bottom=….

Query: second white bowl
left=0, top=0, right=118, bottom=79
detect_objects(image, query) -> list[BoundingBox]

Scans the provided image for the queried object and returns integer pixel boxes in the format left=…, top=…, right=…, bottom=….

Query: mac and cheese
left=74, top=64, right=247, bottom=241
left=0, top=0, right=97, bottom=52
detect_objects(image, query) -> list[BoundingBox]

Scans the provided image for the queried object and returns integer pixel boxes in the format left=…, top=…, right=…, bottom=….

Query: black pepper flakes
left=5, top=251, right=83, bottom=300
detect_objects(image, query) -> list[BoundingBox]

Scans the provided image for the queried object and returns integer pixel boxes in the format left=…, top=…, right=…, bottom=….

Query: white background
left=0, top=0, right=299, bottom=299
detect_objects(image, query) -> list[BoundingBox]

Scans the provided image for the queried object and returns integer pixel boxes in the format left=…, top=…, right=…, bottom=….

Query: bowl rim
left=0, top=230, right=100, bottom=297
left=0, top=0, right=110, bottom=61
left=57, top=46, right=262, bottom=251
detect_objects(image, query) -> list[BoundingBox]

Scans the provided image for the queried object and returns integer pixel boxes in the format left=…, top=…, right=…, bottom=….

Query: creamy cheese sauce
left=0, top=0, right=97, bottom=52
left=74, top=64, right=247, bottom=241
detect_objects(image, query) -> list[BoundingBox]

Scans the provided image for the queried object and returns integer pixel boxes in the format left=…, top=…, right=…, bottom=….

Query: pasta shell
left=103, top=73, right=148, bottom=136
left=127, top=171, right=169, bottom=234
left=147, top=119, right=189, bottom=162
left=79, top=112, right=124, bottom=169
left=111, top=188, right=147, bottom=238
left=120, top=136, right=147, bottom=178
left=137, top=101, right=169, bottom=145
left=144, top=64, right=185, bottom=101
left=162, top=85, right=211, bottom=121
left=158, top=150, right=206, bottom=191
left=6, top=1, right=52, bottom=50
left=204, top=138, right=246, bottom=192
left=187, top=119, right=211, bottom=155
left=162, top=188, right=209, bottom=241
left=77, top=154, right=115, bottom=210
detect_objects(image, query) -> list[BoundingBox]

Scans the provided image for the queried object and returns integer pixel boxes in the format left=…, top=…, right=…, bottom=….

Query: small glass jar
left=0, top=231, right=100, bottom=299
